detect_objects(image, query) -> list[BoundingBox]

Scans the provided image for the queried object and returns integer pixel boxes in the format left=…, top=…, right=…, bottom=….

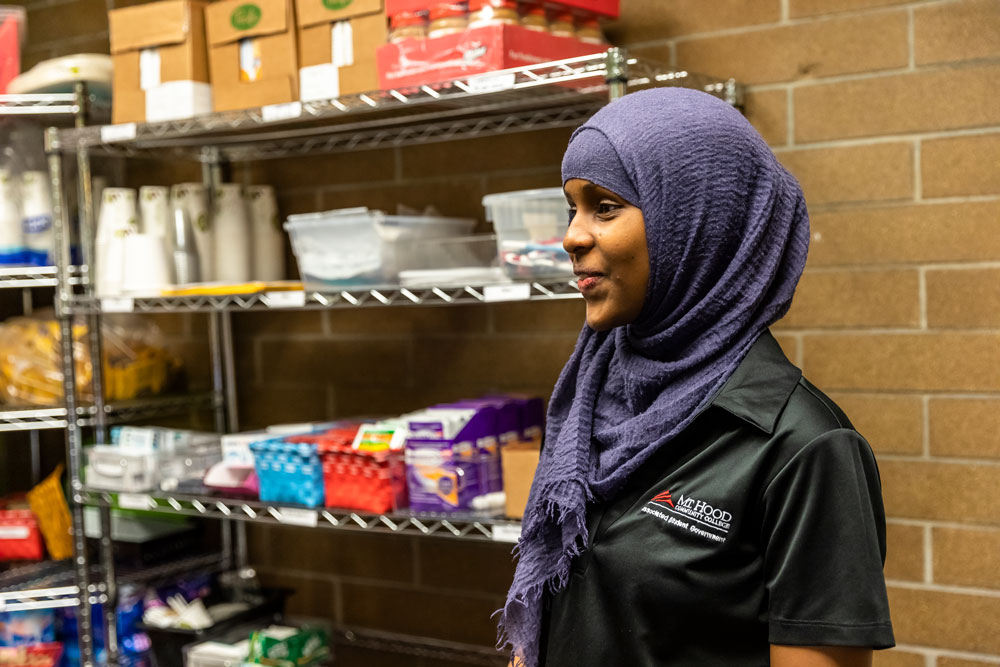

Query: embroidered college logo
left=641, top=488, right=733, bottom=544
left=650, top=490, right=675, bottom=507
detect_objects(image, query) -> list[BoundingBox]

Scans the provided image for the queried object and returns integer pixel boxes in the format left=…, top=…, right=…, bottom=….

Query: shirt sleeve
left=761, top=428, right=895, bottom=648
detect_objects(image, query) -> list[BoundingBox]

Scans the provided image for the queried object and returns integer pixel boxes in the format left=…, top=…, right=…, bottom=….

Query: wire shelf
left=0, top=395, right=216, bottom=433
left=53, top=52, right=740, bottom=161
left=331, top=626, right=508, bottom=665
left=0, top=265, right=84, bottom=289
left=80, top=490, right=523, bottom=544
left=67, top=279, right=581, bottom=314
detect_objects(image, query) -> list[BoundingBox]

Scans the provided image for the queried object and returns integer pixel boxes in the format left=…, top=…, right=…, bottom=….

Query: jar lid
left=552, top=11, right=574, bottom=23
left=469, top=0, right=517, bottom=9
left=523, top=3, right=547, bottom=17
left=391, top=10, right=427, bottom=27
left=429, top=2, right=468, bottom=20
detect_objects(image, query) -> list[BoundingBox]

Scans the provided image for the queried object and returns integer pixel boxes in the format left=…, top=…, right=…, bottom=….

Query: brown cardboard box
left=295, top=0, right=386, bottom=101
left=108, top=0, right=210, bottom=124
left=205, top=0, right=299, bottom=112
left=502, top=441, right=541, bottom=519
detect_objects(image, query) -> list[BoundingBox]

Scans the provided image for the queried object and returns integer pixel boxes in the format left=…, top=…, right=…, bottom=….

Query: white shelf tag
left=467, top=72, right=516, bottom=94
left=491, top=523, right=522, bottom=543
left=262, top=291, right=306, bottom=308
left=100, top=123, right=137, bottom=143
left=278, top=508, right=318, bottom=527
left=118, top=493, right=154, bottom=510
left=0, top=527, right=30, bottom=539
left=484, top=283, right=531, bottom=302
left=261, top=101, right=302, bottom=123
left=101, top=297, right=134, bottom=313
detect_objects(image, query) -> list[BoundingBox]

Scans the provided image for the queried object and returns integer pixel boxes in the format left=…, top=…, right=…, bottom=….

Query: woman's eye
left=567, top=208, right=577, bottom=225
left=597, top=202, right=622, bottom=217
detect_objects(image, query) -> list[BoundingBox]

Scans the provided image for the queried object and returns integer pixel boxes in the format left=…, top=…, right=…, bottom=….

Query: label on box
left=262, top=290, right=306, bottom=308
left=278, top=508, right=318, bottom=527
left=299, top=64, right=340, bottom=103
left=491, top=523, right=522, bottom=543
left=484, top=283, right=531, bottom=302
left=0, top=527, right=30, bottom=540
left=146, top=81, right=214, bottom=123
left=467, top=72, right=516, bottom=94
left=261, top=101, right=302, bottom=123
left=101, top=297, right=134, bottom=313
left=100, top=123, right=137, bottom=143
left=118, top=493, right=155, bottom=510
left=139, top=48, right=161, bottom=91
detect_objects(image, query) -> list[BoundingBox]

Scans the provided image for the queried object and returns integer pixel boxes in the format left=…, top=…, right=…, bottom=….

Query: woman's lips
left=577, top=274, right=604, bottom=292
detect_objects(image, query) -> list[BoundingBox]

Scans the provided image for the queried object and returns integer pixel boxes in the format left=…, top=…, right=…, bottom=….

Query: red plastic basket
left=0, top=510, right=43, bottom=562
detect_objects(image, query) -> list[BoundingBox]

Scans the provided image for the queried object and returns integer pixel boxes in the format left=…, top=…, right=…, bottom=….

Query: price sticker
left=467, top=72, right=516, bottom=94
left=100, top=123, right=137, bottom=143
left=484, top=283, right=531, bottom=303
left=491, top=523, right=522, bottom=543
left=101, top=297, right=134, bottom=313
left=118, top=493, right=154, bottom=510
left=278, top=508, right=318, bottom=527
left=262, top=291, right=306, bottom=309
left=261, top=101, right=302, bottom=123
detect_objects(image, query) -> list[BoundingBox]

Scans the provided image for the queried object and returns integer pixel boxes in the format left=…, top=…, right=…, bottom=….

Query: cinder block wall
left=13, top=0, right=1000, bottom=665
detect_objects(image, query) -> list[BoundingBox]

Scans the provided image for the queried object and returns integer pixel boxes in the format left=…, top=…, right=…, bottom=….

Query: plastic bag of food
left=0, top=313, right=176, bottom=406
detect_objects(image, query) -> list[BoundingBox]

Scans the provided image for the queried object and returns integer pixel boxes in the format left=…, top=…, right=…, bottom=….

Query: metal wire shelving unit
left=42, top=49, right=742, bottom=666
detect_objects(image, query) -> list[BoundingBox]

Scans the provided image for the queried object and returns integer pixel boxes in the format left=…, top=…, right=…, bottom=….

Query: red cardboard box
left=386, top=0, right=618, bottom=18
left=377, top=23, right=603, bottom=89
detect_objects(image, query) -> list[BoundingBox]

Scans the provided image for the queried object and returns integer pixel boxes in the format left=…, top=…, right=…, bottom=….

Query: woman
left=499, top=88, right=894, bottom=667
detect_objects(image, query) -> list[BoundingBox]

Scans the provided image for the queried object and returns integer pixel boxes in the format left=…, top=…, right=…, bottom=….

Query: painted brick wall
left=9, top=0, right=999, bottom=665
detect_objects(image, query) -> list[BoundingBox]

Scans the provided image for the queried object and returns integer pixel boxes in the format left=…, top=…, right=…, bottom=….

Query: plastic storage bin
left=317, top=429, right=408, bottom=514
left=0, top=510, right=43, bottom=562
left=284, top=209, right=476, bottom=290
left=85, top=446, right=158, bottom=492
left=249, top=438, right=325, bottom=508
left=482, top=188, right=573, bottom=279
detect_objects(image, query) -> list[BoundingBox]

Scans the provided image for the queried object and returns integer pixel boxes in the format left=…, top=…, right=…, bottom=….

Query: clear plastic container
left=397, top=235, right=503, bottom=287
left=85, top=446, right=158, bottom=492
left=284, top=209, right=477, bottom=290
left=482, top=188, right=573, bottom=279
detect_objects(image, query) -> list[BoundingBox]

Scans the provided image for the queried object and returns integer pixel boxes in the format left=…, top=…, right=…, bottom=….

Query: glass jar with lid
left=549, top=10, right=576, bottom=38
left=469, top=0, right=519, bottom=28
left=389, top=11, right=428, bottom=43
left=428, top=2, right=470, bottom=38
left=519, top=1, right=549, bottom=32
left=576, top=16, right=606, bottom=44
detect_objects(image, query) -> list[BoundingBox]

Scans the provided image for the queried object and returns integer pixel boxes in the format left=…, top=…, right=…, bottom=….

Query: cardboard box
left=205, top=0, right=299, bottom=112
left=386, top=0, right=619, bottom=18
left=295, top=0, right=386, bottom=101
left=501, top=441, right=540, bottom=519
left=109, top=0, right=211, bottom=124
left=376, top=23, right=603, bottom=89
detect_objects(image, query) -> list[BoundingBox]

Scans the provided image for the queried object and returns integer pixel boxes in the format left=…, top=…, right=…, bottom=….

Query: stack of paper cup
left=95, top=188, right=139, bottom=295
left=213, top=184, right=251, bottom=283
left=0, top=169, right=24, bottom=265
left=170, top=183, right=212, bottom=281
left=20, top=170, right=54, bottom=266
left=245, top=185, right=284, bottom=281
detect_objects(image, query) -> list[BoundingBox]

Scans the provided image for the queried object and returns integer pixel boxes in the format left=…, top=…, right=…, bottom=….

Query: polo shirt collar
left=709, top=330, right=802, bottom=435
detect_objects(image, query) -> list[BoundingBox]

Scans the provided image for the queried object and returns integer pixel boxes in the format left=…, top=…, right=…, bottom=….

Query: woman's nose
left=563, top=214, right=594, bottom=256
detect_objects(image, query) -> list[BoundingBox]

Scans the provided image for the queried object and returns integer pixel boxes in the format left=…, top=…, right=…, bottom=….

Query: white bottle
left=245, top=185, right=284, bottom=281
left=170, top=183, right=213, bottom=281
left=0, top=169, right=24, bottom=265
left=20, top=170, right=54, bottom=266
left=212, top=183, right=251, bottom=283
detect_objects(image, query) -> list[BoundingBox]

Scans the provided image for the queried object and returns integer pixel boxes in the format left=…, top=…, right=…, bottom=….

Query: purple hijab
left=498, top=88, right=810, bottom=666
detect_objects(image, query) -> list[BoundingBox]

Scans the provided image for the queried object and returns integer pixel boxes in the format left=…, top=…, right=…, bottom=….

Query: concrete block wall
left=7, top=0, right=999, bottom=664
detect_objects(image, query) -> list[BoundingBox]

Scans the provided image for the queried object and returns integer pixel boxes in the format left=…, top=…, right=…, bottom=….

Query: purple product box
left=404, top=407, right=499, bottom=511
left=487, top=393, right=544, bottom=441
left=435, top=400, right=510, bottom=493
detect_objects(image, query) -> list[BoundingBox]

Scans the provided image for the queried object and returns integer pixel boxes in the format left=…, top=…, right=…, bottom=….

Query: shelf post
left=45, top=127, right=96, bottom=667
left=604, top=47, right=629, bottom=101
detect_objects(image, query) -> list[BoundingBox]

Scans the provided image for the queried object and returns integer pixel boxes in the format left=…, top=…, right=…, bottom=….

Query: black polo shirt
left=541, top=330, right=894, bottom=666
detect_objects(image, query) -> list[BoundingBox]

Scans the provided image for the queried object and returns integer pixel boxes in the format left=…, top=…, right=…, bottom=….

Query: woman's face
left=563, top=178, right=649, bottom=331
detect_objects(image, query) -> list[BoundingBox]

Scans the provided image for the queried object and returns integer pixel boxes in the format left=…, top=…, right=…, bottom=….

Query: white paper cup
left=122, top=233, right=173, bottom=295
